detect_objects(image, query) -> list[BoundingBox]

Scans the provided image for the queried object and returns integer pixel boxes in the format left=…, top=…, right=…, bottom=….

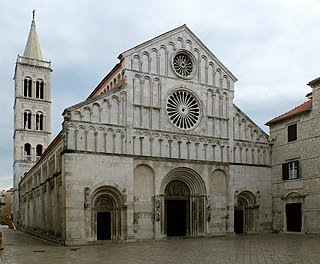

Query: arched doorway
left=165, top=180, right=190, bottom=236
left=234, top=208, right=244, bottom=234
left=95, top=196, right=113, bottom=240
left=160, top=167, right=207, bottom=238
left=234, top=190, right=258, bottom=234
left=286, top=203, right=301, bottom=232
left=284, top=192, right=304, bottom=232
left=91, top=186, right=123, bottom=241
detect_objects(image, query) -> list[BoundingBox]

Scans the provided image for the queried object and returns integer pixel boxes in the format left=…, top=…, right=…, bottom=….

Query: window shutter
left=288, top=124, right=297, bottom=142
left=282, top=163, right=288, bottom=180
left=296, top=161, right=299, bottom=179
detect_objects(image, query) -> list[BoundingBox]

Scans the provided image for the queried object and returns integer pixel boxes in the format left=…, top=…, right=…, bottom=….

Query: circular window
left=172, top=51, right=195, bottom=78
left=166, top=90, right=200, bottom=130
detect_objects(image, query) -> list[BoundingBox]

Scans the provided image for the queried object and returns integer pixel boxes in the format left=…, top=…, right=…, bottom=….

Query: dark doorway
left=166, top=200, right=187, bottom=236
left=286, top=203, right=302, bottom=232
left=97, top=212, right=111, bottom=240
left=234, top=209, right=244, bottom=234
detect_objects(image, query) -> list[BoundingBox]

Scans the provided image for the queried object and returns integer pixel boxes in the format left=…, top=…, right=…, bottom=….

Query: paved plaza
left=1, top=225, right=320, bottom=264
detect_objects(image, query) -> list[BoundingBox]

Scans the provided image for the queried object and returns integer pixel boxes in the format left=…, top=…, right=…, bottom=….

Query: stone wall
left=59, top=151, right=272, bottom=245
left=270, top=92, right=320, bottom=234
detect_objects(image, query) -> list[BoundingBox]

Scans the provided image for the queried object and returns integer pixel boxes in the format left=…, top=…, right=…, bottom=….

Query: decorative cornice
left=16, top=59, right=52, bottom=71
left=307, top=76, right=320, bottom=87
left=14, top=129, right=51, bottom=137
left=16, top=97, right=51, bottom=105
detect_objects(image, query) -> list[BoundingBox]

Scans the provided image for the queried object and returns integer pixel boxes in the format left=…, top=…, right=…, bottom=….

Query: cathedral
left=13, top=15, right=320, bottom=246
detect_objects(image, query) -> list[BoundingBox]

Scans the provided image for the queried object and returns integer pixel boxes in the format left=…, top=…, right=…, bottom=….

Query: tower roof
left=23, top=11, right=43, bottom=60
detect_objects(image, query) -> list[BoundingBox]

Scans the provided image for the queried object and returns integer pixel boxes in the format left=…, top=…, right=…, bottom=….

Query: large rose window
left=166, top=89, right=200, bottom=130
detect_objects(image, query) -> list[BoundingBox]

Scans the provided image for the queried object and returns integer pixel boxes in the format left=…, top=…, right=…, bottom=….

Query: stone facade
left=17, top=24, right=272, bottom=245
left=267, top=79, right=320, bottom=234
left=1, top=188, right=14, bottom=217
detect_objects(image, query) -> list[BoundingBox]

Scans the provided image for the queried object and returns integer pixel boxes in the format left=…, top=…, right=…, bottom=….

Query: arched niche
left=91, top=186, right=124, bottom=241
left=234, top=190, right=259, bottom=234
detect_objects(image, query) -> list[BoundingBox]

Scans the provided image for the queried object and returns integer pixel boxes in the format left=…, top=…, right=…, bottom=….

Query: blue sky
left=1, top=0, right=320, bottom=190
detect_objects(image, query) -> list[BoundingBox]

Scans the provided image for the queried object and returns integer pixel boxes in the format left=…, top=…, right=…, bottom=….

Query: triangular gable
left=119, top=24, right=237, bottom=82
left=85, top=25, right=238, bottom=102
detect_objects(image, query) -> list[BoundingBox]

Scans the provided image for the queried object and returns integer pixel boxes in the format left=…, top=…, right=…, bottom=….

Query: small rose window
left=172, top=51, right=195, bottom=78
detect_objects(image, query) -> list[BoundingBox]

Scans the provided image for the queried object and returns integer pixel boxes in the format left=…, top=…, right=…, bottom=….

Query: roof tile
left=266, top=100, right=312, bottom=125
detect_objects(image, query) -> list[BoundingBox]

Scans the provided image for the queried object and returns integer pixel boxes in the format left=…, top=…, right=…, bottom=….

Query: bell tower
left=13, top=11, right=52, bottom=225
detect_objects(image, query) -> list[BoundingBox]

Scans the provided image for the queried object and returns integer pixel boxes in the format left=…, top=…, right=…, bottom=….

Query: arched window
left=24, top=111, right=32, bottom=129
left=24, top=78, right=32, bottom=97
left=36, top=79, right=44, bottom=99
left=36, top=112, right=43, bottom=130
left=36, top=144, right=43, bottom=161
left=24, top=143, right=31, bottom=161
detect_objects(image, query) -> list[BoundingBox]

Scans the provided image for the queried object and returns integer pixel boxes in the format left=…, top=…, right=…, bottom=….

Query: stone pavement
left=1, top=225, right=320, bottom=264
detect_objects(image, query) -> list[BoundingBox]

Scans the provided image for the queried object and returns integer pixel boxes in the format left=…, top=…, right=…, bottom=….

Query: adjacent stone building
left=266, top=78, right=320, bottom=234
left=15, top=18, right=272, bottom=245
left=1, top=188, right=14, bottom=217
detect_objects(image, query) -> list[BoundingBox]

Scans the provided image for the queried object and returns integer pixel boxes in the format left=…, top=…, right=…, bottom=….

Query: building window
left=24, top=143, right=31, bottom=161
left=24, top=111, right=32, bottom=129
left=36, top=112, right=43, bottom=130
left=288, top=124, right=297, bottom=142
left=24, top=78, right=32, bottom=97
left=282, top=161, right=299, bottom=180
left=173, top=52, right=194, bottom=77
left=36, top=144, right=43, bottom=161
left=36, top=80, right=44, bottom=99
left=166, top=89, right=200, bottom=130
